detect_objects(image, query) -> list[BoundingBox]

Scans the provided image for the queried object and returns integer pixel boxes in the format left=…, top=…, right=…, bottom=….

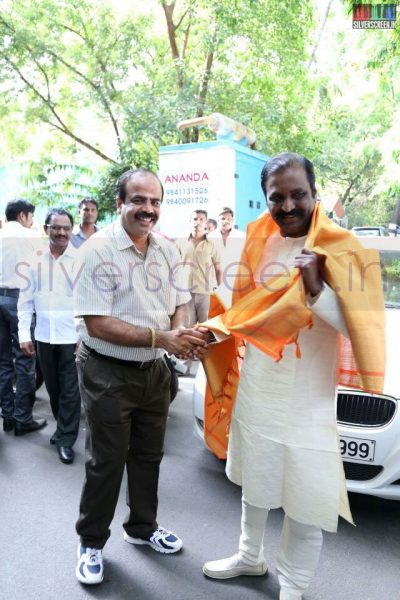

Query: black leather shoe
left=49, top=432, right=58, bottom=445
left=14, top=418, right=47, bottom=437
left=3, top=418, right=14, bottom=432
left=57, top=446, right=74, bottom=464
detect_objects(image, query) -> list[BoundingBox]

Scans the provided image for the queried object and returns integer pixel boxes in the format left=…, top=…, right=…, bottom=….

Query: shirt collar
left=114, top=219, right=160, bottom=252
left=42, top=241, right=77, bottom=260
left=73, top=223, right=98, bottom=238
left=189, top=233, right=207, bottom=242
left=4, top=221, right=25, bottom=230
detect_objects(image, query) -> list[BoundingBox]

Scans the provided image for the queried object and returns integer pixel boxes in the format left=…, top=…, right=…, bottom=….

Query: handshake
left=156, top=326, right=214, bottom=360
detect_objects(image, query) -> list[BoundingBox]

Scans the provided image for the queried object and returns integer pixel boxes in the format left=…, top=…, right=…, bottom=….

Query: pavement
left=1, top=375, right=400, bottom=600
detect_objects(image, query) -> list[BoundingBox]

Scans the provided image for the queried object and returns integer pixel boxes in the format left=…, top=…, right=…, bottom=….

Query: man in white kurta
left=227, top=230, right=350, bottom=532
left=203, top=153, right=353, bottom=600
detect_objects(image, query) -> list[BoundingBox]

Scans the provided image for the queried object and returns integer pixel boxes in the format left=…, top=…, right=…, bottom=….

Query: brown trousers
left=75, top=344, right=171, bottom=549
left=188, top=292, right=211, bottom=325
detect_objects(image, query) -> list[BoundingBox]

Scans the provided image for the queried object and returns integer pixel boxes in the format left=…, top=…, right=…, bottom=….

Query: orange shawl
left=202, top=203, right=386, bottom=458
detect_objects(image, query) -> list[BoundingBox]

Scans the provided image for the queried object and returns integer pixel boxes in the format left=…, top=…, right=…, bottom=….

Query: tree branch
left=3, top=55, right=116, bottom=163
left=197, top=29, right=216, bottom=116
left=308, top=0, right=333, bottom=70
left=192, top=25, right=217, bottom=141
left=161, top=0, right=184, bottom=89
left=1, top=10, right=122, bottom=153
left=31, top=55, right=51, bottom=102
left=161, top=2, right=179, bottom=60
left=54, top=18, right=121, bottom=96
left=49, top=18, right=121, bottom=141
left=182, top=22, right=191, bottom=59
left=53, top=21, right=87, bottom=43
left=43, top=118, right=117, bottom=163
left=341, top=179, right=356, bottom=205
left=175, top=8, right=189, bottom=31
left=43, top=47, right=122, bottom=148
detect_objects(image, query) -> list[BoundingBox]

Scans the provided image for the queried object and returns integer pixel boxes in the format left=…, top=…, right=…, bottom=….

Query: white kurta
left=226, top=233, right=353, bottom=532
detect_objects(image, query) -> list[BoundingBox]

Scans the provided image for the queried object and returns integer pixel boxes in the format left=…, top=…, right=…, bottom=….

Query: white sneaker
left=202, top=553, right=268, bottom=579
left=124, top=527, right=183, bottom=554
left=76, top=544, right=104, bottom=585
left=280, top=589, right=302, bottom=600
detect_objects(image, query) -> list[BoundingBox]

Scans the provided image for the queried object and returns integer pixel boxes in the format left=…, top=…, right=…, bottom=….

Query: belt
left=0, top=288, right=19, bottom=297
left=82, top=342, right=157, bottom=370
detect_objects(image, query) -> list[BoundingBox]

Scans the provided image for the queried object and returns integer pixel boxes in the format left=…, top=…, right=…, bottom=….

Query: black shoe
left=57, top=446, right=74, bottom=464
left=14, top=418, right=47, bottom=437
left=49, top=432, right=58, bottom=445
left=3, top=418, right=14, bottom=432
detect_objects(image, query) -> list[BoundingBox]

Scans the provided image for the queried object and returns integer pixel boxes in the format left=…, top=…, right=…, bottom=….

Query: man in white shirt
left=209, top=207, right=246, bottom=307
left=210, top=207, right=246, bottom=266
left=0, top=198, right=46, bottom=435
left=71, top=197, right=99, bottom=249
left=19, top=208, right=81, bottom=464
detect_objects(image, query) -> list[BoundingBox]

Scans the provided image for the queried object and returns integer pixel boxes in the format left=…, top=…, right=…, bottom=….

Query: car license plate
left=340, top=436, right=376, bottom=462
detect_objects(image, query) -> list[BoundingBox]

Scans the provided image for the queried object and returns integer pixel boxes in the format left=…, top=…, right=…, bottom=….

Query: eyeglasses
left=47, top=225, right=72, bottom=232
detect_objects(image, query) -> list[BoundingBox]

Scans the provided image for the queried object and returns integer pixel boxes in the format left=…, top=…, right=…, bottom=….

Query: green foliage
left=20, top=159, right=98, bottom=213
left=0, top=0, right=315, bottom=180
left=96, top=138, right=161, bottom=214
left=385, top=260, right=400, bottom=279
left=96, top=161, right=130, bottom=217
left=347, top=185, right=400, bottom=228
left=382, top=256, right=400, bottom=305
left=346, top=194, right=395, bottom=227
left=309, top=2, right=400, bottom=222
left=0, top=0, right=152, bottom=163
left=1, top=0, right=399, bottom=225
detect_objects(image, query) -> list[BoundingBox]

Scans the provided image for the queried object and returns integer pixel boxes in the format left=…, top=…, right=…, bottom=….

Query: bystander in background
left=0, top=199, right=46, bottom=436
left=18, top=208, right=81, bottom=464
left=71, top=197, right=99, bottom=248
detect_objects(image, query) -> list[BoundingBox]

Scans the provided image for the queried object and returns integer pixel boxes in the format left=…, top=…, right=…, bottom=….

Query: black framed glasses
left=47, top=225, right=73, bottom=232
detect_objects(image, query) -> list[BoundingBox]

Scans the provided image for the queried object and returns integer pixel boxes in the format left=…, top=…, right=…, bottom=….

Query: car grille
left=337, top=392, right=396, bottom=426
left=343, top=462, right=383, bottom=481
left=195, top=417, right=204, bottom=431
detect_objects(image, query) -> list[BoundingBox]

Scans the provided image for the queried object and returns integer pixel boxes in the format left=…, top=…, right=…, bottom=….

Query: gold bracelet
left=149, top=327, right=156, bottom=349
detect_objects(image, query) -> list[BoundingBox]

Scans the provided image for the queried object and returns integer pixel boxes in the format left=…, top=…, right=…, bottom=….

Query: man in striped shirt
left=74, top=168, right=208, bottom=585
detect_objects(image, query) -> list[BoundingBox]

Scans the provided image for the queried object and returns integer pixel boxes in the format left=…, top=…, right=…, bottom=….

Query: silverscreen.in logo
left=352, top=3, right=398, bottom=29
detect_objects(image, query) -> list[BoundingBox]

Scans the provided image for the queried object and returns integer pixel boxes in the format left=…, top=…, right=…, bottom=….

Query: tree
left=0, top=0, right=153, bottom=164
left=0, top=0, right=316, bottom=168
left=306, top=0, right=400, bottom=221
left=22, top=160, right=97, bottom=207
left=157, top=0, right=315, bottom=150
left=346, top=185, right=400, bottom=228
left=314, top=115, right=384, bottom=208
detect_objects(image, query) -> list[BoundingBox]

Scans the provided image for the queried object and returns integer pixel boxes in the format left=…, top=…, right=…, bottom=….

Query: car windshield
left=356, top=229, right=381, bottom=236
left=380, top=250, right=400, bottom=308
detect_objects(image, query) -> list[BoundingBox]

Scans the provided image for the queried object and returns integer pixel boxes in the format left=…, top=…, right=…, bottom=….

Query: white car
left=351, top=226, right=387, bottom=237
left=193, top=236, right=400, bottom=501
